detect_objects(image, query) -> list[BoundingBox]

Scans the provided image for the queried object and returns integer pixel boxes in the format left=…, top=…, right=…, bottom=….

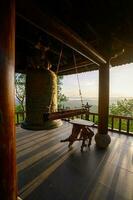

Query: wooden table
left=69, top=119, right=94, bottom=126
left=61, top=119, right=95, bottom=151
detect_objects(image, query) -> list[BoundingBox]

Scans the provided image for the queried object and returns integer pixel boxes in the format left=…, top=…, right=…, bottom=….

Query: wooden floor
left=17, top=122, right=133, bottom=200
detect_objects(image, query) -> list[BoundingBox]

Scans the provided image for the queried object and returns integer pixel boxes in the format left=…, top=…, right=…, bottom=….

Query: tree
left=110, top=98, right=133, bottom=117
left=15, top=73, right=26, bottom=112
left=57, top=76, right=68, bottom=110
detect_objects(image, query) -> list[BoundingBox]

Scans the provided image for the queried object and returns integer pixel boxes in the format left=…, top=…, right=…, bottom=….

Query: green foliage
left=110, top=98, right=133, bottom=117
left=15, top=73, right=26, bottom=112
left=15, top=104, right=24, bottom=112
left=57, top=76, right=68, bottom=109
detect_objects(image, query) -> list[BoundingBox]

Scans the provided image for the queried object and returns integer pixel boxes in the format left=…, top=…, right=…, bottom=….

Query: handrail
left=109, top=114, right=133, bottom=120
left=15, top=111, right=133, bottom=135
left=88, top=112, right=133, bottom=135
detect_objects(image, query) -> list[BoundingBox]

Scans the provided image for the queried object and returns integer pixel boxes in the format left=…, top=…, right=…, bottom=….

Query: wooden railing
left=15, top=111, right=26, bottom=125
left=67, top=112, right=133, bottom=135
left=85, top=112, right=133, bottom=135
left=15, top=111, right=133, bottom=135
left=108, top=114, right=133, bottom=134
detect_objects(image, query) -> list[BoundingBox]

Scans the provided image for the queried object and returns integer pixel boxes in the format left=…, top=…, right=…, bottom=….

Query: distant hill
left=62, top=97, right=133, bottom=113
left=63, top=98, right=98, bottom=112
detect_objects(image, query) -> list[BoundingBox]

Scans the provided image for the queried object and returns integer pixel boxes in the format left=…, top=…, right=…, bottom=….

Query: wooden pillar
left=0, top=1, right=17, bottom=200
left=99, top=63, right=109, bottom=134
left=95, top=63, right=111, bottom=148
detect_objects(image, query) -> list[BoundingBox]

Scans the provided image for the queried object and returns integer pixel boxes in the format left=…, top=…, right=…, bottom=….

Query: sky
left=62, top=63, right=133, bottom=98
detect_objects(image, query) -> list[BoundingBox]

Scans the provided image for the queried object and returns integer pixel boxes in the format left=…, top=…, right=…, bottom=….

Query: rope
left=73, top=52, right=84, bottom=107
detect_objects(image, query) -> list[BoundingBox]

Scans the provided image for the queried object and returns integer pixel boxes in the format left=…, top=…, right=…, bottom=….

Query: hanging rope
left=73, top=52, right=84, bottom=107
left=56, top=46, right=63, bottom=74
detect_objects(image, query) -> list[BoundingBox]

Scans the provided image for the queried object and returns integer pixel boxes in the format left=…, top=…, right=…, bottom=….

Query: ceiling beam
left=17, top=0, right=107, bottom=66
left=57, top=60, right=94, bottom=73
left=58, top=64, right=98, bottom=76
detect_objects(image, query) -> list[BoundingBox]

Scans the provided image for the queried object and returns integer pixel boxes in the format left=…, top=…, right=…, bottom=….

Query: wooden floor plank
left=17, top=122, right=133, bottom=200
left=17, top=130, right=69, bottom=159
left=17, top=126, right=70, bottom=155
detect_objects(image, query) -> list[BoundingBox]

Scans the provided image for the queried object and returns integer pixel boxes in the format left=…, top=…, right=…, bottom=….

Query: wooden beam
left=58, top=60, right=93, bottom=73
left=17, top=0, right=107, bottom=66
left=43, top=108, right=91, bottom=121
left=0, top=1, right=17, bottom=199
left=58, top=64, right=99, bottom=75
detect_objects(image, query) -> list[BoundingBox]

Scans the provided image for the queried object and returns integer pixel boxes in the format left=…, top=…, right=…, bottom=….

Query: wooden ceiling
left=16, top=0, right=133, bottom=75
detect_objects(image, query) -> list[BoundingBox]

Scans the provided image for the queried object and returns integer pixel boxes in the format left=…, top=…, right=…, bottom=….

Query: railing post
left=85, top=113, right=89, bottom=120
left=127, top=119, right=130, bottom=134
left=119, top=118, right=122, bottom=132
left=22, top=112, right=25, bottom=121
left=111, top=116, right=114, bottom=131
left=17, top=113, right=19, bottom=125
left=93, top=114, right=95, bottom=123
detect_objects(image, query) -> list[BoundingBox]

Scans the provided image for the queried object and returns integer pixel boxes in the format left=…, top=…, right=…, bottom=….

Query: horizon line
left=67, top=96, right=133, bottom=98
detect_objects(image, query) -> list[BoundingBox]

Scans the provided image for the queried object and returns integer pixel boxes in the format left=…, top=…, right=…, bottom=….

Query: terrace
left=16, top=111, right=133, bottom=135
left=15, top=112, right=133, bottom=199
left=0, top=1, right=133, bottom=200
left=17, top=122, right=133, bottom=200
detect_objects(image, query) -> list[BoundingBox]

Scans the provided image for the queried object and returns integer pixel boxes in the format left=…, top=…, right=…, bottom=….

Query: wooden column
left=98, top=63, right=109, bottom=134
left=0, top=1, right=17, bottom=200
left=95, top=63, right=111, bottom=148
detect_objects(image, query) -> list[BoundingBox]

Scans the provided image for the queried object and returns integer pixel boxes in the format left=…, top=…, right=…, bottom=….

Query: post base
left=95, top=133, right=111, bottom=148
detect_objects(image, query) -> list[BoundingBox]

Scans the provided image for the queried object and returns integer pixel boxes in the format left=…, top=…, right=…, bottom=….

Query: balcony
left=17, top=118, right=133, bottom=200
left=16, top=111, right=133, bottom=135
